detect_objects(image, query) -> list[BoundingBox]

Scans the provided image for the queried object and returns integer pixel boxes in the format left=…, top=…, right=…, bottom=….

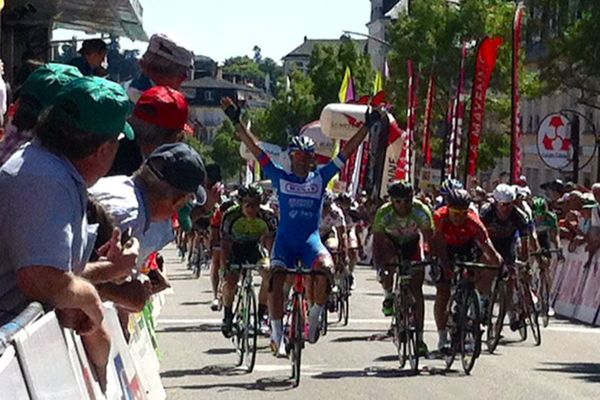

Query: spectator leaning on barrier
left=124, top=33, right=193, bottom=103
left=0, top=63, right=83, bottom=164
left=0, top=76, right=139, bottom=392
left=89, top=143, right=207, bottom=309
left=68, top=38, right=108, bottom=77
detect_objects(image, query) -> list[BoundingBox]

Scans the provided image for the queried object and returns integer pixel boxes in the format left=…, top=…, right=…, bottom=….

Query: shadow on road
left=180, top=300, right=212, bottom=306
left=157, top=323, right=220, bottom=334
left=312, top=366, right=418, bottom=380
left=161, top=364, right=248, bottom=378
left=204, top=348, right=236, bottom=355
left=536, top=362, right=600, bottom=383
left=165, top=376, right=296, bottom=392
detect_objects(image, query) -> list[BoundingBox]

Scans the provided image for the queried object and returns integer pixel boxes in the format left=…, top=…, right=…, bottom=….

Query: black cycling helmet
left=288, top=135, right=315, bottom=153
left=388, top=180, right=413, bottom=199
left=336, top=192, right=352, bottom=204
left=446, top=189, right=471, bottom=209
left=440, top=178, right=464, bottom=196
left=238, top=184, right=263, bottom=200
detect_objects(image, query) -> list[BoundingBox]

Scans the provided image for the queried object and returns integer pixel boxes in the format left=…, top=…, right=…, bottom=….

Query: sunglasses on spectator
left=448, top=207, right=468, bottom=216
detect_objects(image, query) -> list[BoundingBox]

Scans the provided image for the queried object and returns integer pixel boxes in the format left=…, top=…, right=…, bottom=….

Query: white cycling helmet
left=515, top=185, right=532, bottom=198
left=493, top=183, right=516, bottom=203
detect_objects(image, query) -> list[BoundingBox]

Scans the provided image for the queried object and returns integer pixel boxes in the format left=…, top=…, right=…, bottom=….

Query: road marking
left=157, top=317, right=600, bottom=335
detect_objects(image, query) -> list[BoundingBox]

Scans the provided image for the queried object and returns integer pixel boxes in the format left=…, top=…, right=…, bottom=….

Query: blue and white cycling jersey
left=258, top=151, right=346, bottom=268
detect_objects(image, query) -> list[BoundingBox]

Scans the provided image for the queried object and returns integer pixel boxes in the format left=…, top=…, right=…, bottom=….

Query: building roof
left=182, top=77, right=262, bottom=93
left=283, top=38, right=368, bottom=59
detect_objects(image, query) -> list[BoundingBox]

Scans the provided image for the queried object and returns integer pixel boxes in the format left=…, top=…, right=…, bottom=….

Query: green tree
left=538, top=2, right=600, bottom=110
left=251, top=70, right=318, bottom=147
left=184, top=136, right=213, bottom=164
left=222, top=55, right=265, bottom=86
left=210, top=119, right=245, bottom=180
left=387, top=0, right=536, bottom=174
left=308, top=40, right=374, bottom=112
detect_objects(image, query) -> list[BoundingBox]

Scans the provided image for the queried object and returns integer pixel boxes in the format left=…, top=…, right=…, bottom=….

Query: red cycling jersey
left=434, top=206, right=489, bottom=247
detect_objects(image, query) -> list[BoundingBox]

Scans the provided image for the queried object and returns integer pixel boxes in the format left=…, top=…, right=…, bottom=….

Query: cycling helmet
left=288, top=135, right=315, bottom=153
left=493, top=183, right=516, bottom=203
left=515, top=185, right=532, bottom=199
left=532, top=196, right=548, bottom=214
left=446, top=189, right=471, bottom=209
left=336, top=192, right=352, bottom=204
left=323, top=190, right=335, bottom=206
left=440, top=178, right=464, bottom=196
left=388, top=180, right=414, bottom=199
left=238, top=184, right=263, bottom=199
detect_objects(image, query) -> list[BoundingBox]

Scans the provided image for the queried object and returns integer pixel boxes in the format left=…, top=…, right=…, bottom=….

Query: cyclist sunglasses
left=392, top=197, right=412, bottom=204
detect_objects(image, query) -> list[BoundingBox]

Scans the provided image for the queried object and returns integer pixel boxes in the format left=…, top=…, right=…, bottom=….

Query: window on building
left=528, top=116, right=533, bottom=133
left=204, top=90, right=214, bottom=101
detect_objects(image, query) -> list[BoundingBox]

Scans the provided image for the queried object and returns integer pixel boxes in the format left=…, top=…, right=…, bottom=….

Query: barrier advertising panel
left=0, top=345, right=30, bottom=399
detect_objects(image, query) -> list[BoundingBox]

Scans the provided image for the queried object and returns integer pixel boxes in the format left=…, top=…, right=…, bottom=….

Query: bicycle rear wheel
left=342, top=277, right=350, bottom=326
left=487, top=280, right=506, bottom=354
left=243, top=287, right=258, bottom=372
left=290, top=295, right=304, bottom=387
left=460, top=291, right=481, bottom=375
left=320, top=305, right=328, bottom=337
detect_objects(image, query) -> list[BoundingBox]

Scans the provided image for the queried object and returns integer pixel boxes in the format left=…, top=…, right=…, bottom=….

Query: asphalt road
left=156, top=245, right=600, bottom=400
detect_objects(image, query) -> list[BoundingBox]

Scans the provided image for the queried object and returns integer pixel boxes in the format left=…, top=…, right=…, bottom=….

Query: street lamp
left=342, top=30, right=391, bottom=48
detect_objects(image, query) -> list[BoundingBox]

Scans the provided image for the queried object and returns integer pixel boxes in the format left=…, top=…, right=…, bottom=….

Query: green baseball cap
left=53, top=76, right=135, bottom=140
left=20, top=63, right=83, bottom=114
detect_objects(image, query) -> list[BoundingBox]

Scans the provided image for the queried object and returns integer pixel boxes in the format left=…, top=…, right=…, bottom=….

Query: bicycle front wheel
left=538, top=269, right=551, bottom=328
left=405, top=293, right=419, bottom=372
left=521, top=281, right=542, bottom=346
left=487, top=280, right=506, bottom=354
left=393, top=295, right=407, bottom=369
left=243, top=287, right=258, bottom=372
left=233, top=293, right=245, bottom=367
left=460, top=290, right=481, bottom=375
left=290, top=295, right=304, bottom=387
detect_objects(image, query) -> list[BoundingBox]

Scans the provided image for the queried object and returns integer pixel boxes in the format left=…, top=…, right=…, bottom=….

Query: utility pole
left=571, top=114, right=580, bottom=184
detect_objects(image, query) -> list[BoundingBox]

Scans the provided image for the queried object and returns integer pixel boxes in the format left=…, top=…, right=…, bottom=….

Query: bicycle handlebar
left=453, top=260, right=499, bottom=271
left=529, top=248, right=563, bottom=257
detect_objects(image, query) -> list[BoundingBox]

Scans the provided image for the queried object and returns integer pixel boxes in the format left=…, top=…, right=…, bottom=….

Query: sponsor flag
left=466, top=36, right=503, bottom=179
left=511, top=3, right=526, bottom=183
left=338, top=66, right=356, bottom=103
left=374, top=71, right=384, bottom=95
left=445, top=43, right=468, bottom=180
left=422, top=74, right=436, bottom=167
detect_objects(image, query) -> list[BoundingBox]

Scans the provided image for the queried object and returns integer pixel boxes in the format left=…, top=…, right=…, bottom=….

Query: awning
left=3, top=0, right=147, bottom=41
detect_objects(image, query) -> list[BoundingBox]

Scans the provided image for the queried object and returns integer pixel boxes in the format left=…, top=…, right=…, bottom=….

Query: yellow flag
left=338, top=67, right=352, bottom=103
left=374, top=71, right=384, bottom=95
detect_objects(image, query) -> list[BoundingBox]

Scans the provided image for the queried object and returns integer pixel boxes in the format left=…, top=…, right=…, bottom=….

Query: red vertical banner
left=422, top=74, right=436, bottom=167
left=466, top=37, right=503, bottom=178
left=511, top=3, right=525, bottom=183
left=396, top=59, right=416, bottom=182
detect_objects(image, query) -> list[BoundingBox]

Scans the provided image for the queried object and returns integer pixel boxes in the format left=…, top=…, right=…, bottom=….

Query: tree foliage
left=223, top=50, right=284, bottom=95
left=209, top=119, right=245, bottom=180
left=309, top=40, right=374, bottom=112
left=251, top=70, right=318, bottom=147
left=387, top=0, right=537, bottom=173
left=538, top=1, right=600, bottom=110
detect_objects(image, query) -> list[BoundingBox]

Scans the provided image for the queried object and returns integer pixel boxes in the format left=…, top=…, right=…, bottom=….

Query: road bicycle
left=444, top=259, right=498, bottom=374
left=231, top=262, right=259, bottom=372
left=530, top=248, right=563, bottom=328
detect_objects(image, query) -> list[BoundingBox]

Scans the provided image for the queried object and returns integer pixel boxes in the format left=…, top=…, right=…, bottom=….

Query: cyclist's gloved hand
left=221, top=97, right=241, bottom=124
left=365, top=107, right=384, bottom=129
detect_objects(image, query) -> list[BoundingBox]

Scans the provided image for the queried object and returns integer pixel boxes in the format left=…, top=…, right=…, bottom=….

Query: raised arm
left=339, top=107, right=384, bottom=160
left=221, top=97, right=263, bottom=160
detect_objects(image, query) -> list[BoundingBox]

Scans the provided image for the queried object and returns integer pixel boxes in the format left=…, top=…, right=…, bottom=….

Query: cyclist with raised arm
left=480, top=183, right=531, bottom=331
left=432, top=189, right=502, bottom=351
left=220, top=184, right=277, bottom=338
left=220, top=97, right=381, bottom=354
left=372, top=181, right=433, bottom=355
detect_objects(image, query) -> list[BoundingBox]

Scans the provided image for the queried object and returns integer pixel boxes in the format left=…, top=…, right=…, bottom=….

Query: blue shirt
left=89, top=175, right=174, bottom=270
left=258, top=151, right=345, bottom=241
left=0, top=142, right=96, bottom=323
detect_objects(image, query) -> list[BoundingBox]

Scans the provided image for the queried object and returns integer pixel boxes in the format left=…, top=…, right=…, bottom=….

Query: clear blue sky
left=53, top=0, right=371, bottom=63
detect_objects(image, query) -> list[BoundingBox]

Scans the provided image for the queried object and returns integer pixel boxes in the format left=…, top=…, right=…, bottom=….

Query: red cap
left=134, top=86, right=189, bottom=130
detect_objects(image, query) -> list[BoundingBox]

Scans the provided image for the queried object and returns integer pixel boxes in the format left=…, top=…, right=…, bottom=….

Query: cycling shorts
left=271, top=231, right=330, bottom=270
left=438, top=241, right=482, bottom=284
left=224, top=241, right=265, bottom=274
